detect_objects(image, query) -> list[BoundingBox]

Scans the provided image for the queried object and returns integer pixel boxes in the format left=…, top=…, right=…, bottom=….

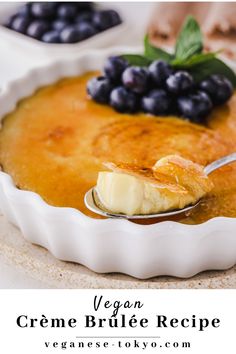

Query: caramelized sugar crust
left=0, top=72, right=236, bottom=224
left=105, top=157, right=212, bottom=196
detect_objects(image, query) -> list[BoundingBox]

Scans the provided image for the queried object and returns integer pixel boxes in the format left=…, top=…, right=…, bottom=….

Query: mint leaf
left=175, top=15, right=203, bottom=61
left=121, top=54, right=151, bottom=67
left=172, top=52, right=218, bottom=68
left=121, top=16, right=236, bottom=89
left=144, top=35, right=173, bottom=62
left=189, top=58, right=236, bottom=87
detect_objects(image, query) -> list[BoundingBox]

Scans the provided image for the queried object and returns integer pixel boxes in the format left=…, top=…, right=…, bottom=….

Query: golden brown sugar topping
left=104, top=156, right=212, bottom=196
left=0, top=72, right=236, bottom=223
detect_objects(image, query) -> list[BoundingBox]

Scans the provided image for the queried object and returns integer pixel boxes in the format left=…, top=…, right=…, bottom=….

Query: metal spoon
left=84, top=153, right=236, bottom=219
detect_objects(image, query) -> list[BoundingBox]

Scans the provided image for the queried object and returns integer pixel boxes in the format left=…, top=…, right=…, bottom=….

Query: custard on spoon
left=95, top=155, right=213, bottom=216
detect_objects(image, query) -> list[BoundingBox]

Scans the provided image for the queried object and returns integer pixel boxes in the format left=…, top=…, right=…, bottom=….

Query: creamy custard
left=96, top=156, right=213, bottom=215
left=0, top=72, right=236, bottom=224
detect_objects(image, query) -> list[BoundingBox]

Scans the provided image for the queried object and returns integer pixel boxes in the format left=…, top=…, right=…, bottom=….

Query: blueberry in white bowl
left=18, top=3, right=32, bottom=17
left=60, top=25, right=80, bottom=43
left=76, top=2, right=94, bottom=11
left=26, top=20, right=50, bottom=39
left=75, top=11, right=93, bottom=24
left=11, top=15, right=30, bottom=34
left=92, top=10, right=121, bottom=31
left=75, top=21, right=97, bottom=41
left=31, top=2, right=57, bottom=19
left=57, top=3, right=78, bottom=20
left=52, top=19, right=69, bottom=31
left=3, top=2, right=122, bottom=44
left=42, top=30, right=61, bottom=43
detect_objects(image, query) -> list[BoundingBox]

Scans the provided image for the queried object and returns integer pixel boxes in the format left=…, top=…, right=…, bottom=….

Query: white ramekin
left=1, top=47, right=236, bottom=280
left=0, top=3, right=128, bottom=58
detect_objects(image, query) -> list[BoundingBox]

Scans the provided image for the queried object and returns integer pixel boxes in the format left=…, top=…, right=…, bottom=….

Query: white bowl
left=0, top=3, right=128, bottom=58
left=0, top=47, right=236, bottom=280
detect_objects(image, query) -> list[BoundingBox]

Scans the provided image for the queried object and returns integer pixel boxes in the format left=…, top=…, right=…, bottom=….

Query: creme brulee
left=0, top=72, right=236, bottom=224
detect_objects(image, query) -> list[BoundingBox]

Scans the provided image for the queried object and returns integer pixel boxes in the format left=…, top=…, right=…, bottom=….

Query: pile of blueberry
left=4, top=2, right=122, bottom=43
left=87, top=56, right=234, bottom=123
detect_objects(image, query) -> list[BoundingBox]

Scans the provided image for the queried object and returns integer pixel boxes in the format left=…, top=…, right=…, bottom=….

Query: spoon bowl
left=84, top=188, right=201, bottom=219
left=84, top=152, right=236, bottom=220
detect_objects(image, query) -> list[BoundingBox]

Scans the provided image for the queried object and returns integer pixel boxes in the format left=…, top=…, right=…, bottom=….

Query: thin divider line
left=76, top=336, right=161, bottom=339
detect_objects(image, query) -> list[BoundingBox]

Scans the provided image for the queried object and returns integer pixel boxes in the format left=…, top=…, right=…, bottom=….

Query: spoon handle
left=204, top=152, right=236, bottom=175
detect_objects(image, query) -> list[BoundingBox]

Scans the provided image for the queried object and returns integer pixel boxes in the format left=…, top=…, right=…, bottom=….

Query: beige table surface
left=1, top=215, right=236, bottom=289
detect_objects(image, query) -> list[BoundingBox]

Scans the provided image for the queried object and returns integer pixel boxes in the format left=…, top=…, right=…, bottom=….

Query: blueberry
left=75, top=11, right=93, bottom=23
left=52, top=19, right=69, bottom=31
left=60, top=26, right=80, bottom=43
left=76, top=22, right=97, bottom=40
left=177, top=91, right=213, bottom=123
left=93, top=10, right=122, bottom=31
left=166, top=71, right=194, bottom=94
left=104, top=56, right=128, bottom=83
left=76, top=2, right=94, bottom=11
left=148, top=60, right=173, bottom=87
left=11, top=15, right=30, bottom=34
left=31, top=2, right=57, bottom=18
left=4, top=14, right=16, bottom=29
left=122, top=66, right=149, bottom=94
left=18, top=3, right=32, bottom=17
left=27, top=20, right=50, bottom=39
left=87, top=76, right=113, bottom=104
left=41, top=30, right=60, bottom=43
left=57, top=4, right=78, bottom=20
left=199, top=74, right=233, bottom=105
left=110, top=87, right=139, bottom=113
left=142, top=89, right=171, bottom=115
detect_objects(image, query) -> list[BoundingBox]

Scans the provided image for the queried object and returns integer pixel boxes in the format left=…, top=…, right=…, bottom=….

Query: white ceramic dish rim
left=0, top=46, right=236, bottom=279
